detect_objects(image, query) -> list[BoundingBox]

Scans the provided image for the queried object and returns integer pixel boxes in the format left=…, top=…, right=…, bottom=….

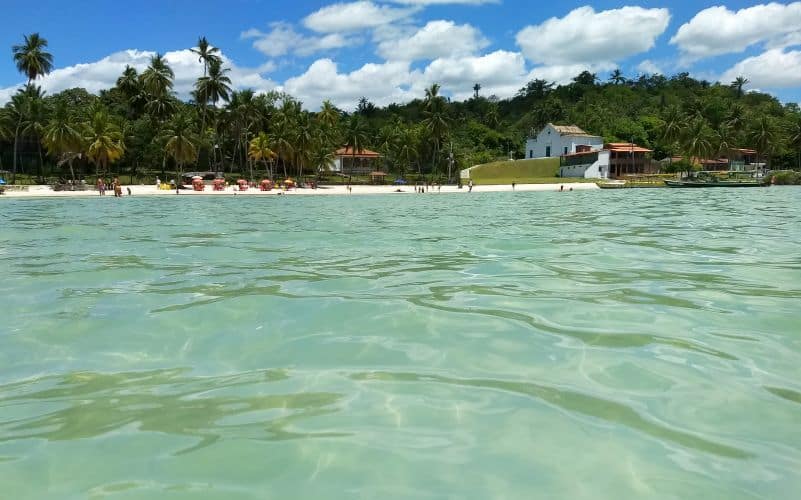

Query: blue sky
left=2, top=1, right=801, bottom=108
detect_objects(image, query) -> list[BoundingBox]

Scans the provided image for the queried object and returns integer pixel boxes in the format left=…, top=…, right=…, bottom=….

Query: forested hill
left=2, top=52, right=801, bottom=184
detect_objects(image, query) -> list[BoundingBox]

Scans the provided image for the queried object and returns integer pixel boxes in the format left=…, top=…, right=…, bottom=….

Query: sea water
left=1, top=188, right=800, bottom=499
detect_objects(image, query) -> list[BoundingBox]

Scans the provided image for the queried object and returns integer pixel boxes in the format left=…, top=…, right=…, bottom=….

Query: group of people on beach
left=96, top=177, right=128, bottom=197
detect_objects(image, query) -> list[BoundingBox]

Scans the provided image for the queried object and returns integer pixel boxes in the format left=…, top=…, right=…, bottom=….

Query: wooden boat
left=664, top=179, right=762, bottom=188
left=664, top=171, right=764, bottom=188
left=596, top=180, right=626, bottom=189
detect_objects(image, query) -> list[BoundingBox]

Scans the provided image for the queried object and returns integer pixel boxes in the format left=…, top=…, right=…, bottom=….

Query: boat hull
left=664, top=180, right=763, bottom=188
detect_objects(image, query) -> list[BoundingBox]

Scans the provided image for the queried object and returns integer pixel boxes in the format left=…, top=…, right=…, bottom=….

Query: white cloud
left=637, top=59, right=663, bottom=75
left=376, top=20, right=489, bottom=61
left=671, top=2, right=801, bottom=60
left=303, top=1, right=418, bottom=33
left=516, top=6, right=670, bottom=65
left=389, top=0, right=497, bottom=4
left=0, top=48, right=276, bottom=105
left=242, top=22, right=359, bottom=57
left=417, top=50, right=528, bottom=100
left=283, top=59, right=415, bottom=109
left=721, top=48, right=801, bottom=89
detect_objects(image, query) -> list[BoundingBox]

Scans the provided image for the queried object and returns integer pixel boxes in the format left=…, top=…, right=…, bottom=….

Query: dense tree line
left=2, top=33, right=801, bottom=185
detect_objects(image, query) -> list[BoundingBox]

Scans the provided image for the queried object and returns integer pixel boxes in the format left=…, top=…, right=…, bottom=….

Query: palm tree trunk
left=37, top=141, right=44, bottom=183
left=12, top=121, right=21, bottom=184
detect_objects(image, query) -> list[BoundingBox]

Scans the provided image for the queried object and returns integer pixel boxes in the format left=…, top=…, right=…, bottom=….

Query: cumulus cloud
left=242, top=22, right=359, bottom=57
left=376, top=20, right=489, bottom=61
left=721, top=48, right=801, bottom=89
left=516, top=6, right=670, bottom=65
left=671, top=2, right=801, bottom=60
left=417, top=50, right=528, bottom=100
left=0, top=48, right=276, bottom=105
left=637, top=59, right=664, bottom=75
left=389, top=0, right=496, bottom=4
left=283, top=59, right=415, bottom=109
left=303, top=1, right=418, bottom=33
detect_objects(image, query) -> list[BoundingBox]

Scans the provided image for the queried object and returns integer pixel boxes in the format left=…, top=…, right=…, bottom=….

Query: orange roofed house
left=559, top=143, right=656, bottom=179
left=330, top=147, right=383, bottom=176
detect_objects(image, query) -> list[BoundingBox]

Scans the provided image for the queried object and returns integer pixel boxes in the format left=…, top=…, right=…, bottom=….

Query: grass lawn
left=474, top=177, right=596, bottom=185
left=469, top=157, right=585, bottom=185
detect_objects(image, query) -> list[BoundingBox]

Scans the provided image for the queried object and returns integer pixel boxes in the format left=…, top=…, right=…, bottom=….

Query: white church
left=525, top=123, right=603, bottom=159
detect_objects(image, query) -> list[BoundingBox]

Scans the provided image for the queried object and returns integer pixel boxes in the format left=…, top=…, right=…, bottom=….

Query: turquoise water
left=1, top=188, right=800, bottom=499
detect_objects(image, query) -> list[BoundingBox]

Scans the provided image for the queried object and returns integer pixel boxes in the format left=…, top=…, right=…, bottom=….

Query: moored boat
left=664, top=171, right=764, bottom=188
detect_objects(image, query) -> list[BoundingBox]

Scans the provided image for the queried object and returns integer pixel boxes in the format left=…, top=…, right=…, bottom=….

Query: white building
left=559, top=150, right=611, bottom=179
left=525, top=124, right=603, bottom=159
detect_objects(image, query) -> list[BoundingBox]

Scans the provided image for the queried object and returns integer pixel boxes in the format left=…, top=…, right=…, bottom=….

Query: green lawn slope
left=467, top=157, right=592, bottom=185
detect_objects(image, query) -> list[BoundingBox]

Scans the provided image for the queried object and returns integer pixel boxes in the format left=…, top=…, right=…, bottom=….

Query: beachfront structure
left=330, top=147, right=382, bottom=176
left=559, top=143, right=654, bottom=179
left=659, top=148, right=761, bottom=172
left=525, top=124, right=604, bottom=159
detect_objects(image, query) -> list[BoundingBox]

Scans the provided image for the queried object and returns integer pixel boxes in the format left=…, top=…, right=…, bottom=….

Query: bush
left=769, top=171, right=801, bottom=185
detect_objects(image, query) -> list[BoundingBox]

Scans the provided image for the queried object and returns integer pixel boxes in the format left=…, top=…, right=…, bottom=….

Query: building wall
left=558, top=151, right=610, bottom=178
left=525, top=124, right=604, bottom=159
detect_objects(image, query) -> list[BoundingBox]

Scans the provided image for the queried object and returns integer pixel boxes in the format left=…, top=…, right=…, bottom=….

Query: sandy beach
left=1, top=182, right=598, bottom=198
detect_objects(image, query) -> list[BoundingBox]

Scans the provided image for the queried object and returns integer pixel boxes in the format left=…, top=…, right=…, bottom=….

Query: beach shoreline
left=1, top=183, right=599, bottom=199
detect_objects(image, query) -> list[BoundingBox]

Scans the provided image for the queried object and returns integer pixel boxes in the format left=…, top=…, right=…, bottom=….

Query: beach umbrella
left=0, top=179, right=6, bottom=185
left=192, top=175, right=203, bottom=180
left=393, top=178, right=407, bottom=185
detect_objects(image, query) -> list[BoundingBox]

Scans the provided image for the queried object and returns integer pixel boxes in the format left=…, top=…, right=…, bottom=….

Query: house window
left=564, top=147, right=568, bottom=155
left=546, top=146, right=551, bottom=157
left=529, top=150, right=533, bottom=158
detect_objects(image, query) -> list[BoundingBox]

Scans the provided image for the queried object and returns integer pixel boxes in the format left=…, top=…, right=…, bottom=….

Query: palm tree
left=0, top=108, right=13, bottom=174
left=271, top=115, right=295, bottom=180
left=248, top=132, right=276, bottom=179
left=726, top=103, right=746, bottom=131
left=293, top=114, right=315, bottom=179
left=191, top=37, right=221, bottom=78
left=681, top=118, right=713, bottom=174
left=195, top=58, right=232, bottom=135
left=789, top=116, right=801, bottom=170
left=423, top=83, right=449, bottom=179
left=161, top=111, right=198, bottom=190
left=11, top=34, right=53, bottom=183
left=84, top=109, right=125, bottom=177
left=712, top=123, right=736, bottom=160
left=660, top=105, right=684, bottom=155
left=18, top=86, right=49, bottom=183
left=609, top=69, right=625, bottom=85
left=473, top=83, right=481, bottom=99
left=343, top=115, right=369, bottom=176
left=13, top=33, right=53, bottom=85
left=749, top=115, right=777, bottom=170
left=43, top=100, right=83, bottom=182
left=116, top=65, right=142, bottom=117
left=393, top=126, right=418, bottom=180
left=318, top=100, right=339, bottom=129
left=141, top=54, right=174, bottom=97
left=730, top=76, right=749, bottom=99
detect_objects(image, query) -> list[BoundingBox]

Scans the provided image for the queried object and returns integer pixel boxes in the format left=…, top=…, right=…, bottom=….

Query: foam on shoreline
left=2, top=183, right=599, bottom=198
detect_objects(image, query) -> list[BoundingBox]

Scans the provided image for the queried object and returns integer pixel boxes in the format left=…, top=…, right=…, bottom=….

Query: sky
left=2, top=0, right=801, bottom=109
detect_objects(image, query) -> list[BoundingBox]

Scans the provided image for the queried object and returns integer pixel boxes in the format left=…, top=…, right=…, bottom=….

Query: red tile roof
left=605, top=143, right=653, bottom=153
left=336, top=147, right=381, bottom=158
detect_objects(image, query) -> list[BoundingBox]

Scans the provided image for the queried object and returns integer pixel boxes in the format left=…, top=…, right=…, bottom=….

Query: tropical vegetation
left=2, top=34, right=801, bottom=185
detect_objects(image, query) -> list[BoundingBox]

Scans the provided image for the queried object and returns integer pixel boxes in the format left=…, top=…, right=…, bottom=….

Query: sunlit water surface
left=1, top=188, right=800, bottom=499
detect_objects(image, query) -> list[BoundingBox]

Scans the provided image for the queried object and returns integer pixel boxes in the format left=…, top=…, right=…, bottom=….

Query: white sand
left=1, top=182, right=598, bottom=199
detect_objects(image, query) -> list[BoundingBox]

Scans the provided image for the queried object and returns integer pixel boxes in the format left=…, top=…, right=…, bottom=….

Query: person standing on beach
left=97, top=177, right=105, bottom=196
left=113, top=177, right=122, bottom=197
left=512, top=182, right=516, bottom=191
left=155, top=177, right=161, bottom=189
left=468, top=179, right=473, bottom=193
